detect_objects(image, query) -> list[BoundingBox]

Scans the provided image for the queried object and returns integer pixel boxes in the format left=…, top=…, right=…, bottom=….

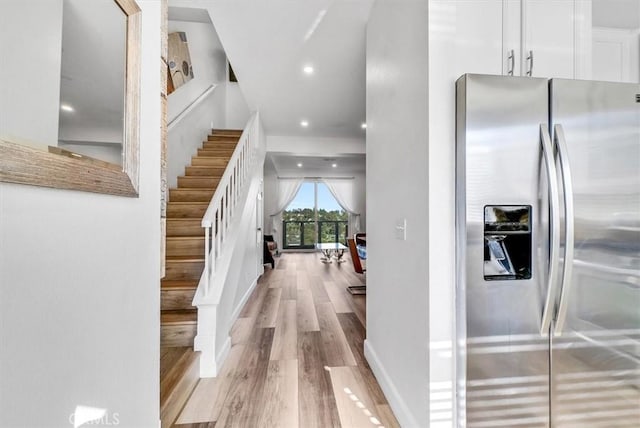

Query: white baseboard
left=364, top=339, right=420, bottom=427
left=230, top=276, right=258, bottom=322
left=215, top=335, right=231, bottom=371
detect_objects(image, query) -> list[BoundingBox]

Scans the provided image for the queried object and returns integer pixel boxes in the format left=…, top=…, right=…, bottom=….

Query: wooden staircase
left=160, top=129, right=242, bottom=427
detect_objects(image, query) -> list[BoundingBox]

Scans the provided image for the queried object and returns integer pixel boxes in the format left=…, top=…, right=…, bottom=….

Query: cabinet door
left=455, top=0, right=504, bottom=75
left=522, top=0, right=575, bottom=78
left=502, top=0, right=522, bottom=76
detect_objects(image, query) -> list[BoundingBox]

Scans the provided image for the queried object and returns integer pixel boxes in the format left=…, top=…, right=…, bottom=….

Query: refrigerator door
left=456, top=74, right=552, bottom=427
left=550, top=79, right=640, bottom=427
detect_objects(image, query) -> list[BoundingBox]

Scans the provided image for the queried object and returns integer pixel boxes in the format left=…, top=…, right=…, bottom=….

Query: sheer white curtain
left=268, top=178, right=304, bottom=248
left=322, top=178, right=361, bottom=234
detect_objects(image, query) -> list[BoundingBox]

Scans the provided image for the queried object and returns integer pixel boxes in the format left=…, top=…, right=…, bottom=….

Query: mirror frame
left=0, top=0, right=141, bottom=197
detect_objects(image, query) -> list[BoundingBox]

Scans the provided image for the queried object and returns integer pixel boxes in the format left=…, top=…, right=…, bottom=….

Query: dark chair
left=346, top=238, right=366, bottom=295
left=264, top=234, right=278, bottom=256
left=355, top=232, right=366, bottom=247
left=263, top=240, right=275, bottom=268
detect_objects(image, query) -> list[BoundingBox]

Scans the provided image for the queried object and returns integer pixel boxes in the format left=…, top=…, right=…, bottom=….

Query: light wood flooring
left=166, top=252, right=399, bottom=428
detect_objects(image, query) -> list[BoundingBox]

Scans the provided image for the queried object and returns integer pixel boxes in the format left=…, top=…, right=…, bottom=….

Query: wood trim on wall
left=160, top=0, right=168, bottom=278
left=0, top=0, right=142, bottom=197
left=122, top=2, right=141, bottom=194
left=0, top=140, right=137, bottom=196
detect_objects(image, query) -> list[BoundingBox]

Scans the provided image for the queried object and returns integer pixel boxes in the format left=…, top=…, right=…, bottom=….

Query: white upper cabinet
left=590, top=0, right=640, bottom=83
left=501, top=0, right=592, bottom=79
left=454, top=0, right=504, bottom=76
left=452, top=0, right=586, bottom=79
left=521, top=0, right=576, bottom=78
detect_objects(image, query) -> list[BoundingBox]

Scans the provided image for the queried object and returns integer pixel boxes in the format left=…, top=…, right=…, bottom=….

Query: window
left=282, top=182, right=348, bottom=249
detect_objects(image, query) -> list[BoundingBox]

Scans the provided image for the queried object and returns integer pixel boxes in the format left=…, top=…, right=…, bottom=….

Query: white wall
left=225, top=82, right=250, bottom=129
left=0, top=1, right=161, bottom=427
left=167, top=20, right=226, bottom=122
left=166, top=19, right=250, bottom=188
left=353, top=173, right=367, bottom=231
left=167, top=85, right=226, bottom=188
left=0, top=0, right=63, bottom=148
left=365, top=1, right=429, bottom=426
left=267, top=135, right=366, bottom=155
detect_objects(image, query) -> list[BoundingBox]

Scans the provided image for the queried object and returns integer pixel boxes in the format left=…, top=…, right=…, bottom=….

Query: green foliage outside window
left=282, top=208, right=348, bottom=222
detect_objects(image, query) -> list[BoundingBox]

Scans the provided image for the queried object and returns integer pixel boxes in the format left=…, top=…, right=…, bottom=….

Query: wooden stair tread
left=166, top=236, right=204, bottom=241
left=161, top=279, right=199, bottom=290
left=167, top=201, right=208, bottom=205
left=170, top=188, right=216, bottom=194
left=194, top=152, right=233, bottom=158
left=196, top=151, right=234, bottom=158
left=166, top=255, right=205, bottom=262
left=184, top=166, right=226, bottom=176
left=204, top=138, right=238, bottom=144
left=160, top=346, right=192, bottom=382
left=169, top=188, right=215, bottom=202
left=198, top=147, right=236, bottom=152
left=160, top=346, right=199, bottom=406
left=210, top=132, right=242, bottom=138
left=166, top=235, right=205, bottom=257
left=212, top=128, right=242, bottom=133
left=166, top=218, right=203, bottom=223
left=162, top=310, right=198, bottom=324
left=166, top=218, right=204, bottom=237
left=191, top=158, right=229, bottom=166
left=177, top=176, right=220, bottom=188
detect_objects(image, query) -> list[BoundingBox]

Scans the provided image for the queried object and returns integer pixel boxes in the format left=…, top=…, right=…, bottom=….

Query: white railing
left=200, top=112, right=261, bottom=298
left=167, top=84, right=217, bottom=131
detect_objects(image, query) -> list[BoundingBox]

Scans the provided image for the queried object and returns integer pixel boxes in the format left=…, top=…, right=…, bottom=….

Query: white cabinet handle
left=526, top=50, right=534, bottom=76
left=507, top=49, right=515, bottom=76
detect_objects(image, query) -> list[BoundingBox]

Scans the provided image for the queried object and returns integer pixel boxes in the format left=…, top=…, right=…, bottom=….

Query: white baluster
left=204, top=226, right=210, bottom=297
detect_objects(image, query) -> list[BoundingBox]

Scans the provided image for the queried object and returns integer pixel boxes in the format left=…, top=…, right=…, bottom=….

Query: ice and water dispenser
left=484, top=205, right=532, bottom=280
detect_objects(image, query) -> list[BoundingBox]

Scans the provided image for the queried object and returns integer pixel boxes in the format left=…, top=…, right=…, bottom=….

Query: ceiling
left=167, top=0, right=372, bottom=177
left=188, top=0, right=373, bottom=139
left=593, top=0, right=640, bottom=29
left=266, top=152, right=365, bottom=177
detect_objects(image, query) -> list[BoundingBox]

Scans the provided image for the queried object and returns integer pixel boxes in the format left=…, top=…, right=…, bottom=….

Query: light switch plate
left=395, top=218, right=406, bottom=240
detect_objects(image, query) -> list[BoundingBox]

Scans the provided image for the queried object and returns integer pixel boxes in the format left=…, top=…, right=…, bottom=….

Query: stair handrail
left=200, top=112, right=261, bottom=298
left=167, top=84, right=217, bottom=131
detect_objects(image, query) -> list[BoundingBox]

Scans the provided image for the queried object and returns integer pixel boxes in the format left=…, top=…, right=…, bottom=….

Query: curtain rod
left=277, top=176, right=354, bottom=180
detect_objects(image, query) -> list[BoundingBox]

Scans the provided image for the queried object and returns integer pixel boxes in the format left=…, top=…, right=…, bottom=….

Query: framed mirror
left=0, top=0, right=141, bottom=197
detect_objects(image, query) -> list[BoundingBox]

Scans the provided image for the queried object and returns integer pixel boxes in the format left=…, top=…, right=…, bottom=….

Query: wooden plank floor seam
left=169, top=252, right=399, bottom=428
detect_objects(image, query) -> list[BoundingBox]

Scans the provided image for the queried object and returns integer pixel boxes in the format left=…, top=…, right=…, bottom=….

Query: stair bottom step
left=161, top=310, right=197, bottom=347
left=160, top=346, right=200, bottom=428
left=161, top=326, right=197, bottom=347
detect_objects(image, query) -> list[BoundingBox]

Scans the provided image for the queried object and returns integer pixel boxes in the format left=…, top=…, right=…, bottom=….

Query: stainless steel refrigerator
left=455, top=74, right=640, bottom=427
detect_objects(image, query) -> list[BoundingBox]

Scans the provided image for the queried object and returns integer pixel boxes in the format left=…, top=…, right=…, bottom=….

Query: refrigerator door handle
left=553, top=124, right=575, bottom=336
left=540, top=124, right=561, bottom=337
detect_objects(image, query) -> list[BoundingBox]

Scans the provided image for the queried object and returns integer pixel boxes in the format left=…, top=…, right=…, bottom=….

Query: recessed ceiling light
left=60, top=104, right=74, bottom=112
left=361, top=123, right=367, bottom=129
left=332, top=163, right=337, bottom=168
left=300, top=120, right=309, bottom=127
left=297, top=162, right=303, bottom=168
left=303, top=65, right=314, bottom=74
